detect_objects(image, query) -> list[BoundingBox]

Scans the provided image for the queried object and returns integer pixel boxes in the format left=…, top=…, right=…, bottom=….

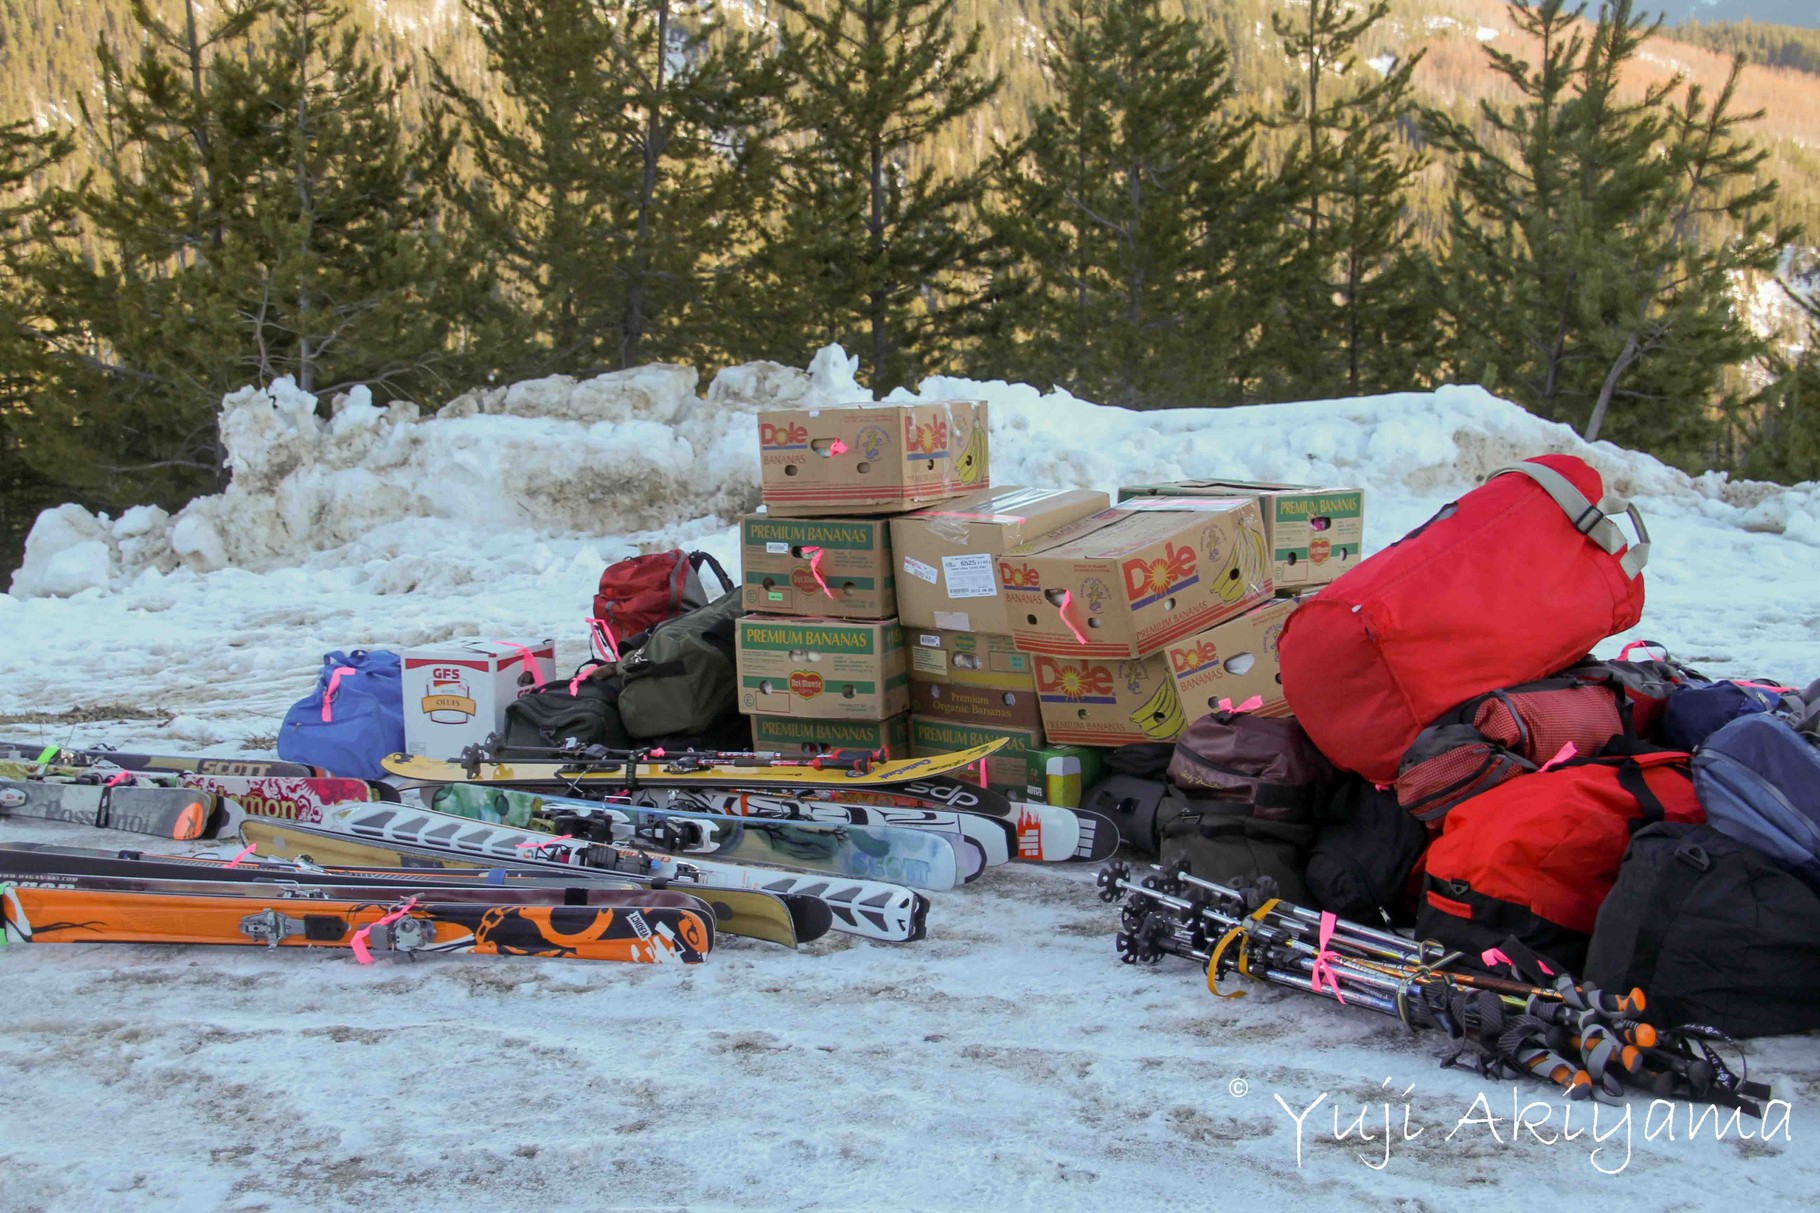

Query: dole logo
left=1170, top=640, right=1220, bottom=675
left=789, top=671, right=825, bottom=698
left=1035, top=658, right=1113, bottom=699
left=1122, top=542, right=1198, bottom=602
left=905, top=417, right=949, bottom=453
left=761, top=421, right=809, bottom=448
left=999, top=560, right=1041, bottom=590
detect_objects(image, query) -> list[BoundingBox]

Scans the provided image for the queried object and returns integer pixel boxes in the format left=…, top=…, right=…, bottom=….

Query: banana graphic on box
left=1213, top=525, right=1270, bottom=603
left=953, top=414, right=988, bottom=485
left=1130, top=677, right=1186, bottom=740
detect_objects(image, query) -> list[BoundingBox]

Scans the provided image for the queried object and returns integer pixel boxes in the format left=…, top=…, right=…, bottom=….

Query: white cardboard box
left=401, top=639, right=556, bottom=759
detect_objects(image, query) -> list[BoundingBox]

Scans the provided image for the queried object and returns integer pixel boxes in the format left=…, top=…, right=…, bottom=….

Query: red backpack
left=591, top=550, right=733, bottom=656
left=1278, top=454, right=1649, bottom=782
left=1415, top=748, right=1702, bottom=970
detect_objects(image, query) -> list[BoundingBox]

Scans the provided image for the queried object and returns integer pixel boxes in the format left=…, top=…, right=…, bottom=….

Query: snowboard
left=239, top=816, right=928, bottom=943
left=6, top=840, right=819, bottom=949
left=0, top=742, right=322, bottom=778
left=179, top=774, right=390, bottom=823
left=381, top=740, right=1007, bottom=790
left=430, top=785, right=972, bottom=890
left=0, top=778, right=232, bottom=840
left=0, top=884, right=711, bottom=963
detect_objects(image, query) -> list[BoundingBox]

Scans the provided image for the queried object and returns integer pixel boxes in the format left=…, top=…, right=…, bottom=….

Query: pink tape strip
left=801, top=547, right=835, bottom=598
left=1056, top=590, right=1089, bottom=646
left=321, top=666, right=356, bottom=722
left=1216, top=696, right=1265, bottom=714
left=1538, top=742, right=1578, bottom=772
left=516, top=834, right=574, bottom=849
left=829, top=439, right=848, bottom=455
left=225, top=843, right=257, bottom=868
left=494, top=641, right=545, bottom=695
left=587, top=617, right=621, bottom=665
left=1482, top=947, right=1512, bottom=969
left=1309, top=912, right=1347, bottom=1005
left=1619, top=640, right=1663, bottom=661
left=350, top=897, right=418, bottom=965
left=1734, top=679, right=1797, bottom=693
left=104, top=771, right=133, bottom=788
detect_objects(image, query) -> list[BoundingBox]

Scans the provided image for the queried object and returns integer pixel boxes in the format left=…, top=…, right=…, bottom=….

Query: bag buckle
left=1676, top=843, right=1711, bottom=873
left=1571, top=503, right=1605, bottom=535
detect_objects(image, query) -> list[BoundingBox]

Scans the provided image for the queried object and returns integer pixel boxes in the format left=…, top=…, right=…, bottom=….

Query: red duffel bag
left=1278, top=454, right=1649, bottom=782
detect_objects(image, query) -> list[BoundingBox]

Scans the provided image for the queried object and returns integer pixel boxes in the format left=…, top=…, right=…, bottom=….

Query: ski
left=812, top=780, right=1085, bottom=862
left=0, top=742, right=322, bottom=778
left=6, top=840, right=821, bottom=948
left=380, top=739, right=1006, bottom=790
left=429, top=785, right=972, bottom=889
left=0, top=778, right=232, bottom=840
left=239, top=816, right=927, bottom=943
left=638, top=788, right=1012, bottom=868
left=178, top=773, right=391, bottom=823
left=0, top=884, right=711, bottom=964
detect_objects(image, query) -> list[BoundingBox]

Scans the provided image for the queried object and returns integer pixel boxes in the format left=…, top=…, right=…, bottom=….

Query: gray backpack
left=616, top=590, right=745, bottom=739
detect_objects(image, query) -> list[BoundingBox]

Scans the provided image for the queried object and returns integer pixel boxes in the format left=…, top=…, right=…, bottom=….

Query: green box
left=751, top=713, right=912, bottom=758
left=1023, top=744, right=1107, bottom=809
left=908, top=716, right=1040, bottom=791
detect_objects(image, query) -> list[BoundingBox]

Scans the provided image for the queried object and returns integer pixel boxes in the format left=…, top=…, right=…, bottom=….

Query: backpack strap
left=1493, top=462, right=1650, bottom=579
left=689, top=551, right=735, bottom=597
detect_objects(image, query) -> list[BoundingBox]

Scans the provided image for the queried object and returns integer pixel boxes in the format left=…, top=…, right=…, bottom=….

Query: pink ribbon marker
left=104, top=771, right=133, bottom=789
left=1216, top=695, right=1265, bottom=714
left=1056, top=590, right=1089, bottom=646
left=516, top=834, right=574, bottom=849
left=321, top=666, right=356, bottom=722
left=1734, top=679, right=1797, bottom=693
left=829, top=439, right=849, bottom=455
left=493, top=641, right=545, bottom=696
left=1538, top=742, right=1578, bottom=772
left=1619, top=640, right=1664, bottom=661
left=1308, top=912, right=1347, bottom=1005
left=1482, top=947, right=1513, bottom=970
left=225, top=843, right=257, bottom=868
left=587, top=617, right=621, bottom=665
left=350, top=897, right=419, bottom=965
left=801, top=547, right=835, bottom=598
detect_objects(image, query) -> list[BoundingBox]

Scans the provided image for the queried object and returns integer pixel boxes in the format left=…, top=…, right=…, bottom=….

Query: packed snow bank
left=21, top=343, right=1815, bottom=601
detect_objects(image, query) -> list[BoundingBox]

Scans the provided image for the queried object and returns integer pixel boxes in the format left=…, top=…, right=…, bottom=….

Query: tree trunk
left=1585, top=329, right=1640, bottom=442
left=624, top=0, right=670, bottom=369
left=292, top=3, right=316, bottom=394
left=183, top=0, right=221, bottom=251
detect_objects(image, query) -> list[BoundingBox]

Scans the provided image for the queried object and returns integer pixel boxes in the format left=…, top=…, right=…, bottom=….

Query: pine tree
left=435, top=0, right=773, bottom=376
left=981, top=0, right=1264, bottom=408
left=758, top=0, right=1002, bottom=390
left=1746, top=276, right=1820, bottom=482
left=1268, top=0, right=1435, bottom=397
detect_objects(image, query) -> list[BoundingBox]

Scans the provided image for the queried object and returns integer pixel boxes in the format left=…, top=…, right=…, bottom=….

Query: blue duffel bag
left=277, top=650, right=406, bottom=779
left=1691, top=712, right=1820, bottom=891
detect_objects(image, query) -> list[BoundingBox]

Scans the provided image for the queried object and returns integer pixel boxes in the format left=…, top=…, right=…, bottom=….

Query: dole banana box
left=1031, top=650, right=1188, bottom=747
left=1163, top=598, right=1299, bottom=720
left=740, top=515, right=894, bottom=619
left=402, top=639, right=556, bottom=760
left=758, top=400, right=990, bottom=516
left=1118, top=480, right=1364, bottom=589
left=1000, top=497, right=1272, bottom=659
left=890, top=486, right=1109, bottom=633
left=908, top=717, right=1041, bottom=792
left=751, top=712, right=911, bottom=758
left=907, top=628, right=1043, bottom=733
left=736, top=617, right=909, bottom=720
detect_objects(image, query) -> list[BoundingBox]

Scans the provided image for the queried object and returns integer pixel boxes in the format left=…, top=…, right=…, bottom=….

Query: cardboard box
left=906, top=628, right=1042, bottom=731
left=1000, top=498, right=1272, bottom=659
left=908, top=717, right=1040, bottom=792
left=751, top=713, right=911, bottom=758
left=1024, top=744, right=1106, bottom=809
left=759, top=400, right=989, bottom=516
left=1163, top=598, right=1298, bottom=720
left=401, top=639, right=557, bottom=760
left=1118, top=480, right=1364, bottom=588
left=740, top=515, right=895, bottom=619
left=890, top=487, right=1110, bottom=633
left=736, top=617, right=909, bottom=720
left=1031, top=650, right=1187, bottom=747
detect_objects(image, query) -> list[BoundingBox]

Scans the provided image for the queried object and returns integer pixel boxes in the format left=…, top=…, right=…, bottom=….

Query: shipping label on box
left=759, top=400, right=989, bottom=516
left=1031, top=651, right=1187, bottom=747
left=740, top=515, right=895, bottom=619
left=908, top=716, right=1040, bottom=790
left=1164, top=598, right=1298, bottom=720
left=1001, top=498, right=1272, bottom=659
left=890, top=486, right=1109, bottom=632
left=1118, top=480, right=1364, bottom=588
left=751, top=712, right=911, bottom=758
left=906, top=629, right=1033, bottom=686
left=736, top=617, right=908, bottom=720
left=402, top=639, right=556, bottom=760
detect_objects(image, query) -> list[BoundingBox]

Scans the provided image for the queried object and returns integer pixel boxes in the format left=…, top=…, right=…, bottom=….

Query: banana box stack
left=891, top=487, right=1109, bottom=796
left=741, top=401, right=991, bottom=757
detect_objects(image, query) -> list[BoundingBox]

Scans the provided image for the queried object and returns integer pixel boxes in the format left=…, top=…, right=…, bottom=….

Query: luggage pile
left=1093, top=454, right=1816, bottom=1108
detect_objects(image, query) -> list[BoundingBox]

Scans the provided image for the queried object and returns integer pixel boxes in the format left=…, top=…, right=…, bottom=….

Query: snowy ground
left=3, top=349, right=1816, bottom=1210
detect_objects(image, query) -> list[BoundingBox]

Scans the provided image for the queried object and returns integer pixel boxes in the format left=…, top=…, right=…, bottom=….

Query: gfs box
left=736, top=617, right=910, bottom=721
left=402, top=639, right=556, bottom=760
left=1000, top=497, right=1273, bottom=659
left=757, top=400, right=990, bottom=516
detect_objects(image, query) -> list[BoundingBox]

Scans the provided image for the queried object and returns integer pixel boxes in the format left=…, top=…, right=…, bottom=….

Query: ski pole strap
left=801, top=547, right=835, bottom=598
left=321, top=666, right=357, bottom=722
left=350, top=897, right=419, bottom=965
left=1494, top=462, right=1649, bottom=579
left=1206, top=898, right=1281, bottom=1000
left=1309, top=911, right=1348, bottom=1005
